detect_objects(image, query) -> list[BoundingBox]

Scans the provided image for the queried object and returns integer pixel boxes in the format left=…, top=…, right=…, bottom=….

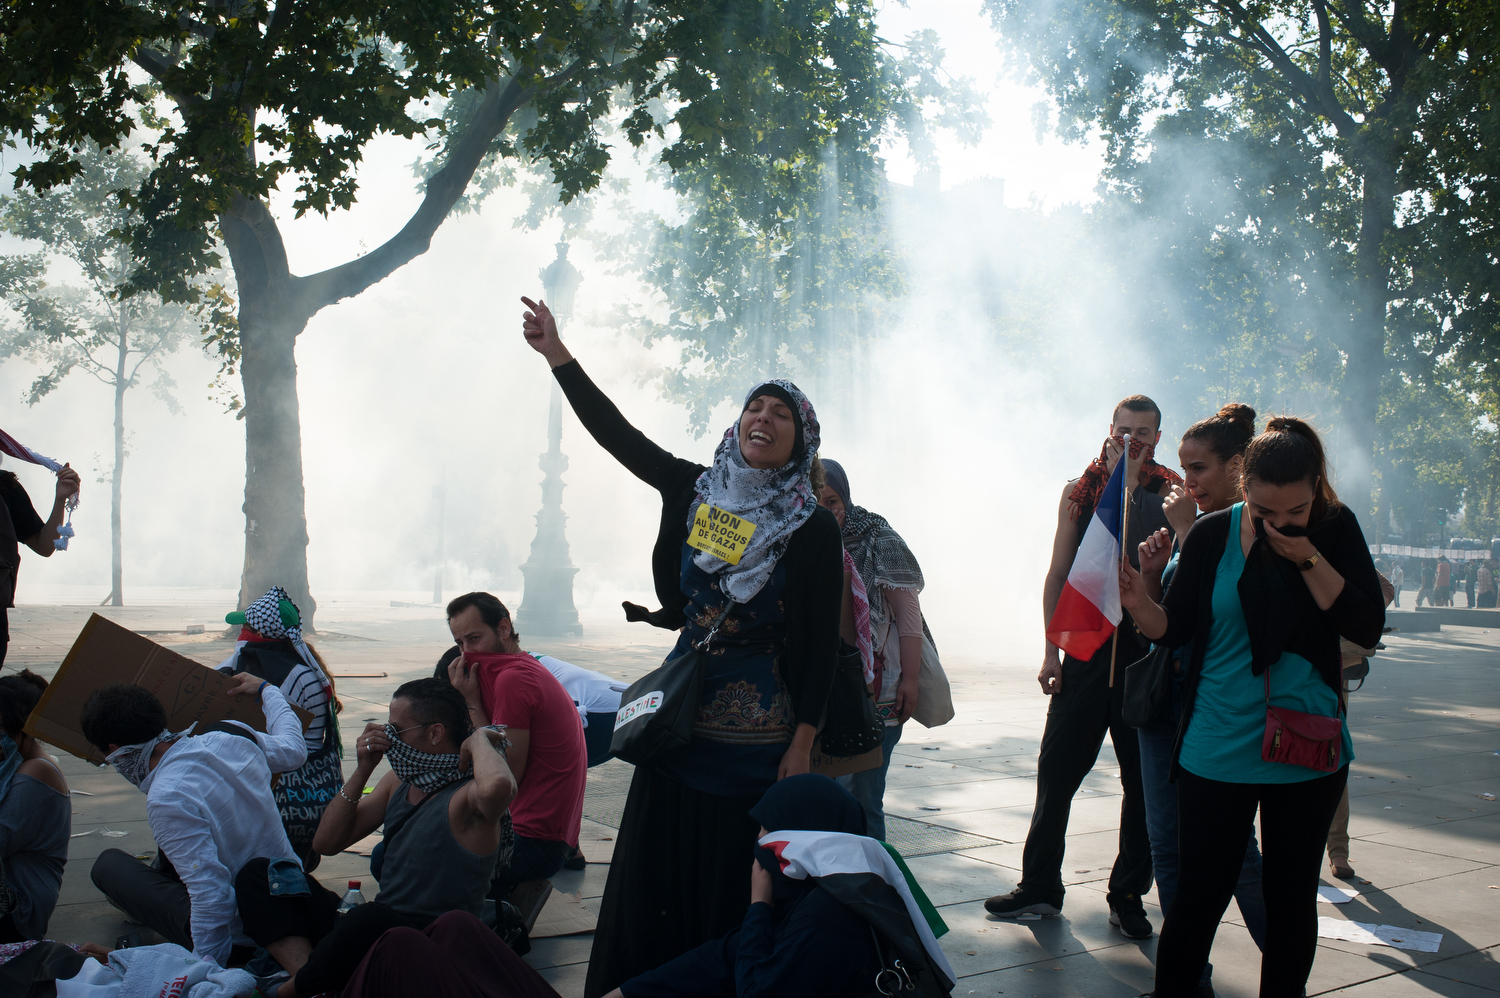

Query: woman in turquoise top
left=1121, top=418, right=1385, bottom=998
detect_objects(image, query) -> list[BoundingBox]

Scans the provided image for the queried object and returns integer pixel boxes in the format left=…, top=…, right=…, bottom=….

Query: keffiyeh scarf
left=688, top=379, right=821, bottom=602
left=1066, top=437, right=1183, bottom=520
left=238, top=585, right=339, bottom=751
left=842, top=506, right=924, bottom=630
left=107, top=726, right=194, bottom=790
left=382, top=724, right=516, bottom=866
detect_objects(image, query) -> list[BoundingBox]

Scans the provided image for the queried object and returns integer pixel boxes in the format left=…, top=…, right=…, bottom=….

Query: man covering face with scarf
left=231, top=678, right=518, bottom=998
left=82, top=674, right=310, bottom=966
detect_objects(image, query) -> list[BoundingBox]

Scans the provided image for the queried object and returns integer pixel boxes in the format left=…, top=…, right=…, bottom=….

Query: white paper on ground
left=1318, top=916, right=1442, bottom=953
left=1317, top=885, right=1359, bottom=903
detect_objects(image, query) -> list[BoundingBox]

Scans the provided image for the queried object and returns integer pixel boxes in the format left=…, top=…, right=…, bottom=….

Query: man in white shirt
left=84, top=673, right=308, bottom=966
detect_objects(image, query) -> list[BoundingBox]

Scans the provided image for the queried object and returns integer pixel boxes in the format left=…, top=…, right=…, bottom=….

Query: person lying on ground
left=217, top=585, right=344, bottom=868
left=236, top=678, right=515, bottom=998
left=83, top=674, right=308, bottom=966
left=0, top=670, right=69, bottom=942
left=444, top=593, right=587, bottom=905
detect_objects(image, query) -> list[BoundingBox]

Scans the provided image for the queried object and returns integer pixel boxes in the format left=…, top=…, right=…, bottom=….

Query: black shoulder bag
left=1122, top=644, right=1174, bottom=729
left=610, top=605, right=732, bottom=766
left=819, top=642, right=884, bottom=756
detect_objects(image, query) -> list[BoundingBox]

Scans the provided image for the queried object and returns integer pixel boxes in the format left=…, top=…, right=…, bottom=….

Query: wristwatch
left=1299, top=551, right=1321, bottom=572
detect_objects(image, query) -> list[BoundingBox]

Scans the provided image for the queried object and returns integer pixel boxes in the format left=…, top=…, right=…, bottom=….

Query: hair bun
left=1216, top=403, right=1256, bottom=435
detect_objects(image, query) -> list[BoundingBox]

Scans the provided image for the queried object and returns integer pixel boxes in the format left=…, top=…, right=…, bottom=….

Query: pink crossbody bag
left=1260, top=670, right=1343, bottom=771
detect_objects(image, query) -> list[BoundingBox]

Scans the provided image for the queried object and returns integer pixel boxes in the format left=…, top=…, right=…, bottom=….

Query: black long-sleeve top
left=552, top=359, right=843, bottom=733
left=1158, top=504, right=1385, bottom=770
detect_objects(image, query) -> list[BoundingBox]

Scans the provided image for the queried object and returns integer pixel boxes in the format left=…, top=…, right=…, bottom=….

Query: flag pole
left=1110, top=435, right=1133, bottom=688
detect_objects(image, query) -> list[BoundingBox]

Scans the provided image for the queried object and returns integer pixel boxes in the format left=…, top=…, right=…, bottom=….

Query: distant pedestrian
left=1434, top=556, right=1452, bottom=606
left=1391, top=561, right=1404, bottom=606
left=1417, top=561, right=1434, bottom=607
left=1464, top=561, right=1477, bottom=607
left=1478, top=563, right=1495, bottom=608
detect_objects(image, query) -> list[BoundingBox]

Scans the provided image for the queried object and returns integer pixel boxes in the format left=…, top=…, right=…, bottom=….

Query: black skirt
left=583, top=765, right=761, bottom=998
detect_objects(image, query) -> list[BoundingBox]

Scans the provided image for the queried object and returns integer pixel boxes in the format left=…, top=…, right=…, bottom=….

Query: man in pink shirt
left=445, top=593, right=586, bottom=907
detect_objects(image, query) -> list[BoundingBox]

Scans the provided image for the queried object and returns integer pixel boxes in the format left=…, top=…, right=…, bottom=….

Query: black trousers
left=235, top=858, right=428, bottom=996
left=1155, top=765, right=1349, bottom=998
left=91, top=849, right=194, bottom=951
left=1019, top=640, right=1152, bottom=902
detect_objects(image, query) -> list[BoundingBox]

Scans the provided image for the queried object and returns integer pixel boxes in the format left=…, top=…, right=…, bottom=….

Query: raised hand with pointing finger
left=521, top=296, right=573, bottom=368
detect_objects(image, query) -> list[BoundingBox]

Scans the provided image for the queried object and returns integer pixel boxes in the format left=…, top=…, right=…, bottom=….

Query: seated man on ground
left=84, top=674, right=307, bottom=965
left=445, top=593, right=587, bottom=899
left=236, top=678, right=515, bottom=998
left=0, top=670, right=69, bottom=942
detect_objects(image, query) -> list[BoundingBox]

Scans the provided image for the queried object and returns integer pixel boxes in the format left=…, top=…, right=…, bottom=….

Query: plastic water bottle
left=337, top=880, right=366, bottom=914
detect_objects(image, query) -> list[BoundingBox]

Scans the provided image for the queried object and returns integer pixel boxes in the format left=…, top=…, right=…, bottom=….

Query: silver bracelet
left=337, top=785, right=360, bottom=806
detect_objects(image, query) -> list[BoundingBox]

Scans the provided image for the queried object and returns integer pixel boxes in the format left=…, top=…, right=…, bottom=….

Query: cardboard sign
left=688, top=503, right=758, bottom=565
left=810, top=737, right=883, bottom=778
left=24, top=613, right=312, bottom=764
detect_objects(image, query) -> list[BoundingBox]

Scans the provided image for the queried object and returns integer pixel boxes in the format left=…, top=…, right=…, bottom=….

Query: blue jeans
left=1139, top=680, right=1268, bottom=979
left=584, top=712, right=616, bottom=767
left=839, top=724, right=903, bottom=841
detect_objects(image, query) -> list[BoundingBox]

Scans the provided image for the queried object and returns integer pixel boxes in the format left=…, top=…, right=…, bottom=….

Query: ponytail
left=1242, top=416, right=1339, bottom=520
left=1182, top=403, right=1257, bottom=464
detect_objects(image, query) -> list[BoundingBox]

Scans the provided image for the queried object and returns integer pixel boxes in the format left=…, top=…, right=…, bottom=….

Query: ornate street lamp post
left=517, top=243, right=583, bottom=635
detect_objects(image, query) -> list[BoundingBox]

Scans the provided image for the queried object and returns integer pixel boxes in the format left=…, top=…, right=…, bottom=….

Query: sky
left=0, top=2, right=1120, bottom=657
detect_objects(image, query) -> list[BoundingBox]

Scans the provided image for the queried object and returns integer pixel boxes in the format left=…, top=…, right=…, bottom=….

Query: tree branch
left=1204, top=0, right=1359, bottom=135
left=296, top=74, right=533, bottom=312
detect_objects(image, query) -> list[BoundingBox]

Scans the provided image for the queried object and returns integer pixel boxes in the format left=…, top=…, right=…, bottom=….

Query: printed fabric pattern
left=688, top=379, right=821, bottom=602
left=841, top=506, right=924, bottom=630
left=106, top=727, right=193, bottom=790
left=681, top=549, right=794, bottom=746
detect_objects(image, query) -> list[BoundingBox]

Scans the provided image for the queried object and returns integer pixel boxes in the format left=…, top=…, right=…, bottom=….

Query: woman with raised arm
left=1120, top=418, right=1384, bottom=998
left=519, top=298, right=843, bottom=998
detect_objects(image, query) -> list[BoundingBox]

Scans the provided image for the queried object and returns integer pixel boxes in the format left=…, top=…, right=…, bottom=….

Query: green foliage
left=986, top=0, right=1499, bottom=527
left=0, top=145, right=232, bottom=406
left=441, top=28, right=986, bottom=429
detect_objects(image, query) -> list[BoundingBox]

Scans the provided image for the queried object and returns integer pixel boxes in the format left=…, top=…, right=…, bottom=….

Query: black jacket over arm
left=1158, top=504, right=1385, bottom=773
left=552, top=358, right=843, bottom=731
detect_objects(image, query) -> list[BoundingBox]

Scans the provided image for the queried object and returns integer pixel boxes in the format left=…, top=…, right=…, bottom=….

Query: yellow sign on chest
left=688, top=504, right=759, bottom=565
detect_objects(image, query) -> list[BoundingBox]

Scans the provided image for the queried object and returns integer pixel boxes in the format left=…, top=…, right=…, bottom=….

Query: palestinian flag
left=758, top=830, right=955, bottom=984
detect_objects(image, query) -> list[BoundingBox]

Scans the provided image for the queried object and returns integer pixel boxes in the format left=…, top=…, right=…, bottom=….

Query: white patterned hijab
left=689, top=379, right=821, bottom=602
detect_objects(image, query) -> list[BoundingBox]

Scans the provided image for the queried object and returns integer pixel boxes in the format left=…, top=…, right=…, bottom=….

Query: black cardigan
left=553, top=359, right=844, bottom=730
left=1159, top=504, right=1385, bottom=770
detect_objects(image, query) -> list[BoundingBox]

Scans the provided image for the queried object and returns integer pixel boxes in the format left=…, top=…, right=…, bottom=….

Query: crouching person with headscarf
left=217, top=586, right=344, bottom=869
left=602, top=775, right=955, bottom=998
left=84, top=673, right=309, bottom=967
left=234, top=679, right=517, bottom=998
left=520, top=298, right=844, bottom=997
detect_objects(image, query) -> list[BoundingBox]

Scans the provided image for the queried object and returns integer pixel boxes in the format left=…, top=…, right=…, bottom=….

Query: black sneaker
left=984, top=888, right=1062, bottom=917
left=1108, top=894, right=1153, bottom=939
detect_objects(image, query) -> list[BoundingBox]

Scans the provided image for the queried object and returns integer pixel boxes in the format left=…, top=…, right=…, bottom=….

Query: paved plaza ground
left=9, top=590, right=1498, bottom=997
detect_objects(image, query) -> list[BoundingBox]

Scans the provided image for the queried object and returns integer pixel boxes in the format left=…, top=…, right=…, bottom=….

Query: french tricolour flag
left=1046, top=452, right=1127, bottom=661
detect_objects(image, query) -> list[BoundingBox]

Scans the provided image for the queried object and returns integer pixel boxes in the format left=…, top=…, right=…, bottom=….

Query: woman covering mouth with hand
left=519, top=297, right=843, bottom=998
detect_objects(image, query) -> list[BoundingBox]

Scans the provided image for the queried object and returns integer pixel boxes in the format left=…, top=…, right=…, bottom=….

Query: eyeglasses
left=387, top=721, right=436, bottom=743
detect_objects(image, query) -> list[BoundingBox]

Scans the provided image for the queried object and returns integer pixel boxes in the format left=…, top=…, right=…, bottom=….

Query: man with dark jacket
left=985, top=396, right=1178, bottom=939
